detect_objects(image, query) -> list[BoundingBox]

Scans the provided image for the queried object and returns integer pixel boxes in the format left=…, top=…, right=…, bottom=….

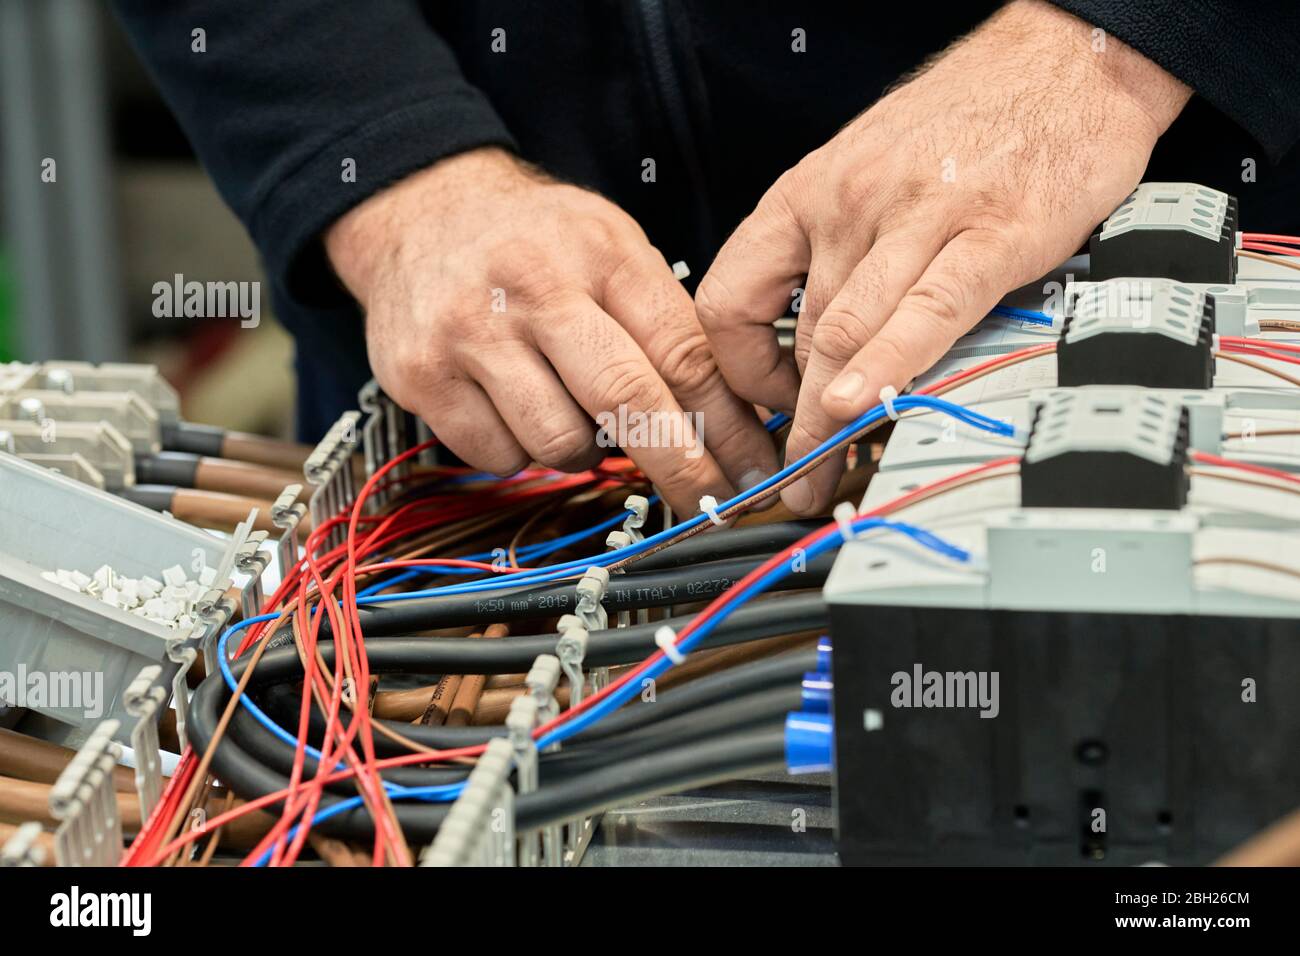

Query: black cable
left=228, top=649, right=814, bottom=780
left=537, top=686, right=800, bottom=778
left=310, top=551, right=833, bottom=636
left=161, top=420, right=224, bottom=456
left=134, top=450, right=200, bottom=487
left=515, top=727, right=785, bottom=831
left=223, top=679, right=799, bottom=796
left=275, top=592, right=826, bottom=674
left=566, top=649, right=816, bottom=743
left=626, top=520, right=823, bottom=572
left=239, top=643, right=818, bottom=757
left=188, top=669, right=785, bottom=843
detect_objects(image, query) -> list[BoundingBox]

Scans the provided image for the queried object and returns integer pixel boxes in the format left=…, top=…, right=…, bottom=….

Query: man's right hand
left=325, top=147, right=777, bottom=515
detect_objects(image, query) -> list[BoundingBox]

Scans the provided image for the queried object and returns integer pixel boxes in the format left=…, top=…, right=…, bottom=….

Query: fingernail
left=826, top=371, right=865, bottom=407
left=739, top=467, right=777, bottom=511
left=783, top=477, right=814, bottom=514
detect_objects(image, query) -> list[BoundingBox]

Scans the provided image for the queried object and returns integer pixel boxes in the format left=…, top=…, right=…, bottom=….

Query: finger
left=531, top=294, right=735, bottom=515
left=415, top=375, right=531, bottom=477
left=780, top=230, right=941, bottom=515
left=694, top=180, right=809, bottom=412
left=460, top=338, right=603, bottom=472
left=602, top=249, right=779, bottom=492
left=822, top=228, right=1022, bottom=420
left=796, top=239, right=866, bottom=375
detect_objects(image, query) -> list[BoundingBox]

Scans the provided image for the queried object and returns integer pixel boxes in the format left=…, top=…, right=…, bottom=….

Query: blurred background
left=0, top=0, right=295, bottom=438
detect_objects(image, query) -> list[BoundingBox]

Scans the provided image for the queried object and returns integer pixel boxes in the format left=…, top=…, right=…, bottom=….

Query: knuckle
left=693, top=274, right=732, bottom=330
left=657, top=332, right=720, bottom=398
left=813, top=308, right=872, bottom=363
left=485, top=240, right=565, bottom=303
left=533, top=424, right=595, bottom=470
left=902, top=275, right=967, bottom=328
left=591, top=358, right=664, bottom=414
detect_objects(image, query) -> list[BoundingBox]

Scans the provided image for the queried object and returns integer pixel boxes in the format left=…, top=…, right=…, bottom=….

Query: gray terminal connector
left=1022, top=389, right=1191, bottom=511
left=1059, top=277, right=1214, bottom=389
left=1090, top=182, right=1238, bottom=283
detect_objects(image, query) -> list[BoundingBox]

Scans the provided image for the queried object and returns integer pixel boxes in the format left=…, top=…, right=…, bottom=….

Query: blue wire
left=535, top=516, right=968, bottom=747
left=990, top=305, right=1054, bottom=327
left=227, top=397, right=995, bottom=853
left=352, top=409, right=790, bottom=600
left=218, top=395, right=1008, bottom=764
left=348, top=394, right=1014, bottom=604
left=230, top=515, right=972, bottom=860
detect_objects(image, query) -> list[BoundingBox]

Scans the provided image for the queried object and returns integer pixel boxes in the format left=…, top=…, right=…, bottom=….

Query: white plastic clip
left=833, top=501, right=859, bottom=542
left=699, top=495, right=724, bottom=526
left=879, top=385, right=900, bottom=421
left=654, top=626, right=686, bottom=665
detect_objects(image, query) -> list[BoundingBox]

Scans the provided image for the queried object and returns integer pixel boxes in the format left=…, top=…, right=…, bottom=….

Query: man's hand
left=695, top=0, right=1190, bottom=515
left=326, top=147, right=777, bottom=514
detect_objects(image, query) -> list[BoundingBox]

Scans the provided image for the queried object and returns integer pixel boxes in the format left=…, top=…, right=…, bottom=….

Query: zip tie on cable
left=832, top=501, right=859, bottom=542
left=654, top=625, right=686, bottom=665
left=879, top=385, right=900, bottom=421
left=699, top=495, right=725, bottom=526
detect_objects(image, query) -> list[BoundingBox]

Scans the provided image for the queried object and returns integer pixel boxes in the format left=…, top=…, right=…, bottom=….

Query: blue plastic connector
left=784, top=711, right=833, bottom=774
left=800, top=671, right=831, bottom=713
left=816, top=635, right=832, bottom=673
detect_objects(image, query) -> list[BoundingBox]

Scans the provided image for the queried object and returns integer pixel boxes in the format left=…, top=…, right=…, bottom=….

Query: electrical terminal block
left=49, top=721, right=124, bottom=866
left=420, top=738, right=517, bottom=867
left=1058, top=278, right=1215, bottom=389
left=0, top=822, right=47, bottom=867
left=1090, top=182, right=1238, bottom=283
left=1021, top=389, right=1191, bottom=510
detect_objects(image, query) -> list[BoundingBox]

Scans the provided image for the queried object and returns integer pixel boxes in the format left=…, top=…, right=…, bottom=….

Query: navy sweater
left=111, top=1, right=1300, bottom=438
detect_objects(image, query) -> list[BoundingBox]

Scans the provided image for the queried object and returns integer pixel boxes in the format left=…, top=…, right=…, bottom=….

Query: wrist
left=1000, top=1, right=1190, bottom=137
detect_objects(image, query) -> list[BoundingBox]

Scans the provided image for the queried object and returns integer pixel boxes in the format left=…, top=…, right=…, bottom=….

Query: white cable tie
left=879, top=385, right=900, bottom=421
left=699, top=494, right=724, bottom=526
left=832, top=501, right=859, bottom=542
left=654, top=626, right=686, bottom=665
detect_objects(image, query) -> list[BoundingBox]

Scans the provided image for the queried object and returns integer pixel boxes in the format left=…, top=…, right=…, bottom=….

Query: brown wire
left=1215, top=350, right=1300, bottom=388
left=1237, top=249, right=1300, bottom=274
left=1193, top=557, right=1300, bottom=582
left=1188, top=467, right=1300, bottom=500
left=1222, top=429, right=1300, bottom=439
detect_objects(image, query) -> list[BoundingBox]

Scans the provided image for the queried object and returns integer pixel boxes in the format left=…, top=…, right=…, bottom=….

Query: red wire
left=1190, top=451, right=1300, bottom=486
left=916, top=344, right=1056, bottom=396
left=143, top=454, right=1020, bottom=865
left=1241, top=233, right=1300, bottom=247
left=1221, top=344, right=1300, bottom=369
left=1241, top=241, right=1300, bottom=258
left=1219, top=336, right=1300, bottom=354
left=133, top=355, right=1035, bottom=865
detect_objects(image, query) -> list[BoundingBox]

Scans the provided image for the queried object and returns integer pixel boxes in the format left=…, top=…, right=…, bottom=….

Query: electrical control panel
left=827, top=182, right=1300, bottom=866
